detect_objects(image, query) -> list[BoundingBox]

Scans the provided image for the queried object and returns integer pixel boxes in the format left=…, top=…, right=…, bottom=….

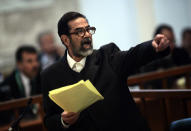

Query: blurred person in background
left=167, top=28, right=191, bottom=131
left=182, top=28, right=191, bottom=57
left=0, top=45, right=41, bottom=99
left=140, top=24, right=191, bottom=89
left=37, top=31, right=65, bottom=70
left=174, top=28, right=191, bottom=89
left=0, top=45, right=41, bottom=125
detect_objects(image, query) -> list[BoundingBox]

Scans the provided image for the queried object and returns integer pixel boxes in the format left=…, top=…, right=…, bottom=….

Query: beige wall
left=0, top=0, right=80, bottom=74
left=135, top=0, right=156, bottom=42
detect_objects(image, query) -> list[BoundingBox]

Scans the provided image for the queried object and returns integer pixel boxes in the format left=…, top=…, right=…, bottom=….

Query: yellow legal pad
left=49, top=80, right=104, bottom=113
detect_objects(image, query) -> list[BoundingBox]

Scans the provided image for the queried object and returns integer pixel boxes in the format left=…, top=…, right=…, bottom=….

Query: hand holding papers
left=49, top=80, right=104, bottom=113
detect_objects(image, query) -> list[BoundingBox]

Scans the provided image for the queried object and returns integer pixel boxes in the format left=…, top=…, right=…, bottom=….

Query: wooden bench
left=1, top=92, right=191, bottom=131
left=0, top=95, right=46, bottom=131
left=127, top=65, right=191, bottom=131
left=130, top=89, right=191, bottom=131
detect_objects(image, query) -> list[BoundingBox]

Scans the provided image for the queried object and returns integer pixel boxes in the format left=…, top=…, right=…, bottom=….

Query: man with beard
left=0, top=45, right=41, bottom=125
left=41, top=12, right=170, bottom=131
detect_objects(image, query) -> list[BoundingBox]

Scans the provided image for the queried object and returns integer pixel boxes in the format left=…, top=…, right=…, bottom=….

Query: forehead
left=41, top=34, right=54, bottom=42
left=68, top=17, right=89, bottom=30
left=22, top=52, right=37, bottom=59
left=162, top=29, right=174, bottom=38
left=162, top=29, right=172, bottom=34
left=41, top=34, right=53, bottom=39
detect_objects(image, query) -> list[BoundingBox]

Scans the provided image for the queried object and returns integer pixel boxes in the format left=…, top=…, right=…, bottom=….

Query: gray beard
left=69, top=36, right=93, bottom=57
left=78, top=48, right=93, bottom=57
left=72, top=46, right=93, bottom=57
left=71, top=43, right=93, bottom=57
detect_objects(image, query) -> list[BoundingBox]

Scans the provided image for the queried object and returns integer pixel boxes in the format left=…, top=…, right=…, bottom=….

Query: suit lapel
left=14, top=70, right=25, bottom=97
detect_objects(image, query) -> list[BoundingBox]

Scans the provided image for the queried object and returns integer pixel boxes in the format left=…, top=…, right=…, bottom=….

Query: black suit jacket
left=0, top=69, right=41, bottom=99
left=41, top=41, right=169, bottom=131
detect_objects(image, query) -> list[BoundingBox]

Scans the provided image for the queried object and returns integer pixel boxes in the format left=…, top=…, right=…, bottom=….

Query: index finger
left=154, top=34, right=165, bottom=42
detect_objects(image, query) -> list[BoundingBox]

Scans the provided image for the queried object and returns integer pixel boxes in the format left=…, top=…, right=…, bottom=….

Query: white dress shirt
left=67, top=51, right=86, bottom=73
left=20, top=72, right=31, bottom=97
left=61, top=51, right=87, bottom=128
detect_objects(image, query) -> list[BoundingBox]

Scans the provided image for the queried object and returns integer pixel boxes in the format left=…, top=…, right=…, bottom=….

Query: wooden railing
left=0, top=95, right=46, bottom=131
left=0, top=91, right=191, bottom=131
left=130, top=89, right=191, bottom=131
left=127, top=64, right=191, bottom=89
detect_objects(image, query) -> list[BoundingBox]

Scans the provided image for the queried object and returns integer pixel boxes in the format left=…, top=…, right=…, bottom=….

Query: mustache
left=81, top=37, right=92, bottom=45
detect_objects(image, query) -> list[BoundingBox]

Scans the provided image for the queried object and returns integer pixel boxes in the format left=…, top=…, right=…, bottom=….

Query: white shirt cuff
left=61, top=116, right=70, bottom=128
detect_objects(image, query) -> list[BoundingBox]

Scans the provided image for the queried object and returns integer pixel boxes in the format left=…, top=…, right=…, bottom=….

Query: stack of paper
left=49, top=80, right=104, bottom=113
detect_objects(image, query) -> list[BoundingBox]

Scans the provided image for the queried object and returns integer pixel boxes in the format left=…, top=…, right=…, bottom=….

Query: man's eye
left=76, top=29, right=83, bottom=32
left=76, top=29, right=83, bottom=33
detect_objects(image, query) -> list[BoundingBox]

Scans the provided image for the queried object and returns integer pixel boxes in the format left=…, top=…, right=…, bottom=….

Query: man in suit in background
left=0, top=45, right=41, bottom=99
left=182, top=28, right=191, bottom=57
left=0, top=45, right=41, bottom=125
left=41, top=12, right=170, bottom=131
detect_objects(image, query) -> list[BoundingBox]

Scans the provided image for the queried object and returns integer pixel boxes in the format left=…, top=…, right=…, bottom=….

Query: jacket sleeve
left=101, top=40, right=170, bottom=78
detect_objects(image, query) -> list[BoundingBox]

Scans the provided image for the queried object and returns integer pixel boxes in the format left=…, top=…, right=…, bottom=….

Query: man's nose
left=33, top=61, right=39, bottom=67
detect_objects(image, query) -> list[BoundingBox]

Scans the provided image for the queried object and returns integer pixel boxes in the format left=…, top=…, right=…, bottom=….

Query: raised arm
left=107, top=34, right=170, bottom=78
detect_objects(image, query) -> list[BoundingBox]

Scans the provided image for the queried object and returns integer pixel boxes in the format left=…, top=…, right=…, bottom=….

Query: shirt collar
left=20, top=71, right=30, bottom=84
left=19, top=71, right=31, bottom=97
left=67, top=51, right=86, bottom=69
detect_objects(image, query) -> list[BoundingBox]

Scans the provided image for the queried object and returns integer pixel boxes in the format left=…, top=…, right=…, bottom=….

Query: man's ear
left=61, top=35, right=70, bottom=48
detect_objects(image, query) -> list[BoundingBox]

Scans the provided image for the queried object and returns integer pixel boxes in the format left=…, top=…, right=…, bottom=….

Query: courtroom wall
left=0, top=0, right=80, bottom=73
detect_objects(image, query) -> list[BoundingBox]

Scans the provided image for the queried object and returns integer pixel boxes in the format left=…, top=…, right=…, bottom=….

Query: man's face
left=161, top=29, right=175, bottom=51
left=40, top=34, right=56, bottom=54
left=67, top=17, right=93, bottom=58
left=17, top=52, right=40, bottom=79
